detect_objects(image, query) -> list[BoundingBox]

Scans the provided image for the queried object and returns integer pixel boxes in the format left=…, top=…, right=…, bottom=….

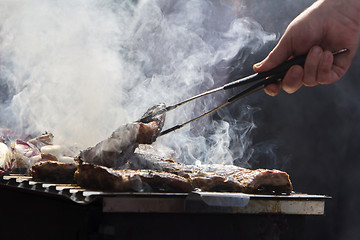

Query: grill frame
left=0, top=174, right=330, bottom=240
left=1, top=174, right=329, bottom=214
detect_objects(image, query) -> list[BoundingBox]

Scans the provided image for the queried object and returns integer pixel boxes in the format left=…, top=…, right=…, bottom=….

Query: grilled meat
left=189, top=175, right=243, bottom=192
left=80, top=123, right=141, bottom=168
left=123, top=154, right=293, bottom=194
left=74, top=162, right=192, bottom=192
left=74, top=162, right=143, bottom=192
left=134, top=169, right=193, bottom=192
left=199, top=164, right=293, bottom=194
left=30, top=160, right=78, bottom=183
left=80, top=103, right=166, bottom=168
left=28, top=154, right=292, bottom=194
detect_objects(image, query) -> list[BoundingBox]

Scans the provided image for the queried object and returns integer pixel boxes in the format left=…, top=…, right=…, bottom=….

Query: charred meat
left=80, top=103, right=166, bottom=168
left=30, top=160, right=78, bottom=183
left=199, top=164, right=293, bottom=194
left=74, top=162, right=192, bottom=193
left=123, top=154, right=293, bottom=194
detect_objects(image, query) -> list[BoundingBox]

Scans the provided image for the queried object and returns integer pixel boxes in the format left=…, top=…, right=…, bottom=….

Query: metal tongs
left=157, top=49, right=348, bottom=136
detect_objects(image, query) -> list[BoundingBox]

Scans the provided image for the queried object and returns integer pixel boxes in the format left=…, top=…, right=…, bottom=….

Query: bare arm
left=253, top=0, right=360, bottom=96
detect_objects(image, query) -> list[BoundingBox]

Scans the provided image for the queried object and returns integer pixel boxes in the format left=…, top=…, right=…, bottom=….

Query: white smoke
left=0, top=0, right=275, bottom=165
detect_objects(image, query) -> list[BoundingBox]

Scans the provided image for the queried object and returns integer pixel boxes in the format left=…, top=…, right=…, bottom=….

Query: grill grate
left=0, top=174, right=329, bottom=214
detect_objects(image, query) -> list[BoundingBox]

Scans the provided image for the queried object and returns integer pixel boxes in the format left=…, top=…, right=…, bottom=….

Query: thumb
left=253, top=37, right=293, bottom=73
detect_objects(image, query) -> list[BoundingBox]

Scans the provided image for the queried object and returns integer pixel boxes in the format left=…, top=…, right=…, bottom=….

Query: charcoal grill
left=0, top=174, right=328, bottom=240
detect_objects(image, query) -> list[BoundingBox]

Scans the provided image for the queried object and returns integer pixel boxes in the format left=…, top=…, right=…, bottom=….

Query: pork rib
left=198, top=164, right=293, bottom=194
left=30, top=160, right=78, bottom=183
left=74, top=162, right=193, bottom=193
left=29, top=158, right=292, bottom=194
left=124, top=154, right=293, bottom=194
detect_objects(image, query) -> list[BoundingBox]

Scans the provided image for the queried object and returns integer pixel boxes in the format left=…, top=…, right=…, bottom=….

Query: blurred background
left=235, top=1, right=360, bottom=239
left=1, top=0, right=360, bottom=239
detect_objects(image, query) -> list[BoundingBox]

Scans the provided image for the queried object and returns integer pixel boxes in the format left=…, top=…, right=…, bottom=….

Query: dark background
left=228, top=1, right=360, bottom=239
left=249, top=47, right=360, bottom=240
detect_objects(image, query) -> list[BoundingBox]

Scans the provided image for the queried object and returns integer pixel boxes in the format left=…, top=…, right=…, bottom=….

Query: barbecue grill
left=0, top=173, right=329, bottom=240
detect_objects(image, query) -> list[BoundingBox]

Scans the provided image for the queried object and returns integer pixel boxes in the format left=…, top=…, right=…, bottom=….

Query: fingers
left=283, top=65, right=304, bottom=93
left=317, top=51, right=334, bottom=84
left=273, top=49, right=333, bottom=94
left=303, top=46, right=323, bottom=86
left=264, top=82, right=281, bottom=96
left=253, top=37, right=292, bottom=73
left=303, top=47, right=335, bottom=85
left=254, top=33, right=301, bottom=96
left=264, top=47, right=337, bottom=96
left=264, top=65, right=303, bottom=96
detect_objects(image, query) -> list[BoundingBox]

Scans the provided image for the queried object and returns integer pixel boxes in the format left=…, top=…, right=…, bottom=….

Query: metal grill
left=0, top=174, right=329, bottom=214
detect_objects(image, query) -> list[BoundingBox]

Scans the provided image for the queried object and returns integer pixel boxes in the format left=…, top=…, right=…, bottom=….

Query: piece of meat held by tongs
left=153, top=49, right=348, bottom=136
left=80, top=104, right=166, bottom=168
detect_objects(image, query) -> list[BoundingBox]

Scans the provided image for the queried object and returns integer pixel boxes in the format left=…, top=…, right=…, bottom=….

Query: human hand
left=253, top=0, right=360, bottom=96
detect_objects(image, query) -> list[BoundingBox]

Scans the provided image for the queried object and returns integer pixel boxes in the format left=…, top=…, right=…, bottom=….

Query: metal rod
left=164, top=85, right=224, bottom=112
left=160, top=101, right=231, bottom=136
left=159, top=48, right=348, bottom=136
left=159, top=76, right=281, bottom=136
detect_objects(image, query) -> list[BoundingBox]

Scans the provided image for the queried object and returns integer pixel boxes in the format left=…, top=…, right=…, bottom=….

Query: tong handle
left=224, top=55, right=306, bottom=90
left=227, top=73, right=284, bottom=103
left=223, top=48, right=348, bottom=90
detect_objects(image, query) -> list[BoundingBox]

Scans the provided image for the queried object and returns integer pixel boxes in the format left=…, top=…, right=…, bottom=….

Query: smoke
left=0, top=0, right=275, bottom=165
